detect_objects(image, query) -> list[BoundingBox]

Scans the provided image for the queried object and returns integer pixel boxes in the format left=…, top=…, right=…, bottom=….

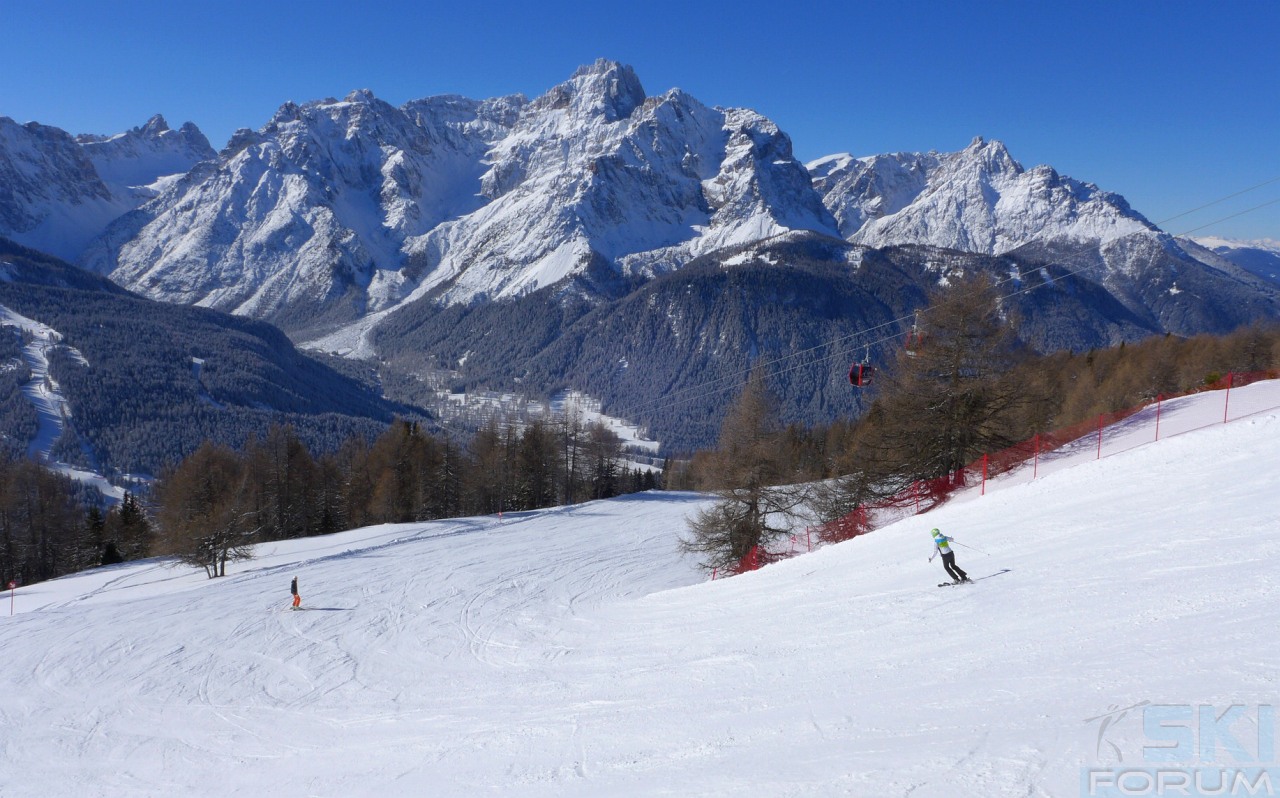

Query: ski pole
left=952, top=541, right=990, bottom=556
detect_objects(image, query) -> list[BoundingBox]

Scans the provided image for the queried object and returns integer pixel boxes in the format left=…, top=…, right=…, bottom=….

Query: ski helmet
left=931, top=528, right=941, bottom=536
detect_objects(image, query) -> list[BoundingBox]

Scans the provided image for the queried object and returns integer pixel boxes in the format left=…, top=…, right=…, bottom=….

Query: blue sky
left=5, top=0, right=1278, bottom=239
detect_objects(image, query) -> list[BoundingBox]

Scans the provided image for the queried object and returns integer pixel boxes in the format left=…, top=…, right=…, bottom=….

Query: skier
left=290, top=576, right=301, bottom=610
left=928, top=528, right=971, bottom=584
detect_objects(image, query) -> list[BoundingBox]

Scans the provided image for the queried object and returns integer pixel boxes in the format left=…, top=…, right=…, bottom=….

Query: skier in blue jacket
left=928, top=528, right=971, bottom=584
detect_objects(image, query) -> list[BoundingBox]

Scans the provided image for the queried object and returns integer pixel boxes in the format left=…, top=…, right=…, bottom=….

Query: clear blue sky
left=5, top=0, right=1278, bottom=240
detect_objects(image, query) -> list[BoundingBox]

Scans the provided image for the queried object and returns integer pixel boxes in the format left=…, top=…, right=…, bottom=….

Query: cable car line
left=601, top=184, right=1280, bottom=429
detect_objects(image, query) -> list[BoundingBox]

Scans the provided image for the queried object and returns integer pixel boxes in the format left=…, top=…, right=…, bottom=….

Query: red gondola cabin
left=848, top=362, right=874, bottom=387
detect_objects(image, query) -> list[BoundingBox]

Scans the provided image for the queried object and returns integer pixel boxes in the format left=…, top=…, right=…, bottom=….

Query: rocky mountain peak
left=21, top=59, right=1268, bottom=362
left=531, top=58, right=647, bottom=122
left=221, top=127, right=266, bottom=158
left=76, top=115, right=216, bottom=174
left=269, top=101, right=302, bottom=127
left=262, top=92, right=407, bottom=155
left=140, top=114, right=170, bottom=136
left=811, top=137, right=1154, bottom=256
left=957, top=135, right=1020, bottom=176
left=344, top=88, right=379, bottom=104
left=1, top=116, right=166, bottom=261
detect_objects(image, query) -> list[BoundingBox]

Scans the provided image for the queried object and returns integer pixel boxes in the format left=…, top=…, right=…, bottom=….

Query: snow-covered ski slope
left=2, top=381, right=1279, bottom=797
left=0, top=305, right=124, bottom=501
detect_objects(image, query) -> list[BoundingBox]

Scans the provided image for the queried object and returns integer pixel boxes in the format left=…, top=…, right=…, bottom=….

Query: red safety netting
left=723, top=530, right=817, bottom=577
left=713, top=371, right=1279, bottom=578
left=722, top=544, right=777, bottom=577
left=809, top=370, right=1279, bottom=550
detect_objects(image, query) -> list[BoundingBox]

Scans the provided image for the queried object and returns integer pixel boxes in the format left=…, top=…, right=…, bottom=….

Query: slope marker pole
left=1223, top=372, right=1234, bottom=424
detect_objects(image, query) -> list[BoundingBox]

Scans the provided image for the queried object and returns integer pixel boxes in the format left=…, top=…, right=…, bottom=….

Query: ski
left=936, top=568, right=1012, bottom=587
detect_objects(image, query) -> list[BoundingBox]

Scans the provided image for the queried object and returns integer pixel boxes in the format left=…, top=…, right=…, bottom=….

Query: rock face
left=77, top=59, right=1276, bottom=350
left=810, top=137, right=1156, bottom=253
left=808, top=136, right=1279, bottom=334
left=80, top=60, right=838, bottom=337
left=85, top=89, right=520, bottom=334
left=0, top=115, right=214, bottom=262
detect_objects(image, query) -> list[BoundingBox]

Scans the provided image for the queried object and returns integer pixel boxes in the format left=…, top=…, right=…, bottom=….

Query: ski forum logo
left=1082, top=702, right=1278, bottom=796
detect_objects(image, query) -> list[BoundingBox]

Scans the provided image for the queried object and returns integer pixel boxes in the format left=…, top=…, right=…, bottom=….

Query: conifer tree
left=858, top=273, right=1031, bottom=494
left=513, top=419, right=559, bottom=511
left=583, top=422, right=623, bottom=500
left=110, top=492, right=152, bottom=560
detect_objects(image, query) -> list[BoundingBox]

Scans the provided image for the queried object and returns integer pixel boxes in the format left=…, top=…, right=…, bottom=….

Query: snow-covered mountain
left=808, top=137, right=1280, bottom=331
left=1187, top=236, right=1280, bottom=287
left=4, top=61, right=1278, bottom=451
left=76, top=63, right=1278, bottom=355
left=76, top=114, right=215, bottom=201
left=0, top=236, right=408, bottom=480
left=396, top=61, right=836, bottom=310
left=0, top=115, right=214, bottom=262
left=83, top=60, right=837, bottom=336
left=83, top=91, right=524, bottom=332
left=809, top=136, right=1155, bottom=253
left=0, top=302, right=122, bottom=501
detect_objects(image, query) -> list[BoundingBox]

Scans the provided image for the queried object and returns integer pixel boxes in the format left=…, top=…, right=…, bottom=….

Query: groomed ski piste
left=0, top=305, right=124, bottom=501
left=2, top=381, right=1279, bottom=797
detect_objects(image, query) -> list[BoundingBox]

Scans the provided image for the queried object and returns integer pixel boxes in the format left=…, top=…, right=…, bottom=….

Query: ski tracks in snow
left=0, top=306, right=85, bottom=461
left=451, top=507, right=684, bottom=670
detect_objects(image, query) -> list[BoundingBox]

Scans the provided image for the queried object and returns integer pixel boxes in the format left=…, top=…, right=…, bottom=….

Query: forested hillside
left=0, top=238, right=420, bottom=479
left=374, top=235, right=1183, bottom=451
left=674, top=274, right=1280, bottom=571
